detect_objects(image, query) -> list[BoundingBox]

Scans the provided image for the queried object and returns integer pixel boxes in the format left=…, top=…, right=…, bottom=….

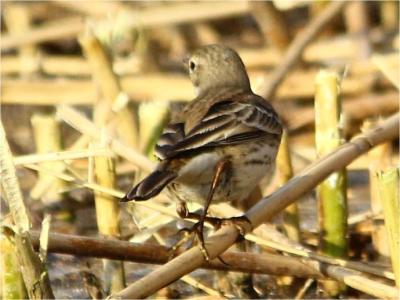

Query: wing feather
left=155, top=94, right=281, bottom=160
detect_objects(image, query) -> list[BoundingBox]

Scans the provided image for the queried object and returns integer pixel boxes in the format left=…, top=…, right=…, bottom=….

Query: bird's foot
left=169, top=220, right=211, bottom=261
left=216, top=215, right=252, bottom=238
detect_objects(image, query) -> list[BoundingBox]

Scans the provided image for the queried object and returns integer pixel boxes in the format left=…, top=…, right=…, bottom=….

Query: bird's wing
left=155, top=94, right=282, bottom=160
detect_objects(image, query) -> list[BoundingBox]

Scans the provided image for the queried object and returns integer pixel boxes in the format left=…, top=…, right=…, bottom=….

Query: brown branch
left=111, top=114, right=399, bottom=299
left=27, top=231, right=322, bottom=278
left=259, top=0, right=347, bottom=100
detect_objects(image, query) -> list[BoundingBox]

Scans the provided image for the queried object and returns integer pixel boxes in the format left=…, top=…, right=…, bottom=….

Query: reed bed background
left=0, top=1, right=399, bottom=299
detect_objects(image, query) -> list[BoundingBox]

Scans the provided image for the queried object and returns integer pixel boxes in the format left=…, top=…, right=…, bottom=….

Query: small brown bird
left=122, top=45, right=282, bottom=254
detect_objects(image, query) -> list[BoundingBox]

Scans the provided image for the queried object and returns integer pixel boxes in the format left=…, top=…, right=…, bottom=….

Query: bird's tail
left=120, top=169, right=177, bottom=202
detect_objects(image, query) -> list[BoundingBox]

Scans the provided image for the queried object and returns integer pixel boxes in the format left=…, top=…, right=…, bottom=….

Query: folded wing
left=155, top=95, right=282, bottom=160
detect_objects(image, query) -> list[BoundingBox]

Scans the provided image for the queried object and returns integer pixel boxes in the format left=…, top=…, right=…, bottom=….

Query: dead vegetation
left=1, top=1, right=399, bottom=299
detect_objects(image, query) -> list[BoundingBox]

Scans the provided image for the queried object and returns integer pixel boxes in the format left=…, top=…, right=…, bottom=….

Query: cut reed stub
left=314, top=70, right=348, bottom=296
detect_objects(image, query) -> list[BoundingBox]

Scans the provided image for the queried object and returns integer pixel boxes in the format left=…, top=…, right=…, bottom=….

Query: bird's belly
left=167, top=140, right=278, bottom=205
left=227, top=141, right=276, bottom=202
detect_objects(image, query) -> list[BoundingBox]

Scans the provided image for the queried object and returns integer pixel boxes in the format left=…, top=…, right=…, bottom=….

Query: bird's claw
left=169, top=221, right=211, bottom=261
left=220, top=215, right=252, bottom=237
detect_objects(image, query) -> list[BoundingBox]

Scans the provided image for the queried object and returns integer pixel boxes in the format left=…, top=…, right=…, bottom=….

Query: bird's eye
left=189, top=60, right=196, bottom=72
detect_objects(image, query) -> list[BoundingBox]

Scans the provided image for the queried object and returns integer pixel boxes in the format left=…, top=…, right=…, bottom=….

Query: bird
left=121, top=44, right=282, bottom=257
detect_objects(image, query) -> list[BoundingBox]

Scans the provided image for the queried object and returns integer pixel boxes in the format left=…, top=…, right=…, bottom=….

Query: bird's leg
left=176, top=201, right=223, bottom=227
left=172, top=160, right=230, bottom=261
left=176, top=201, right=251, bottom=233
left=196, top=160, right=231, bottom=260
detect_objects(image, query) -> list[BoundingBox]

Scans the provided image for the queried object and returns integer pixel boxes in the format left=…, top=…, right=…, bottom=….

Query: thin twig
left=13, top=148, right=114, bottom=166
left=56, top=105, right=155, bottom=172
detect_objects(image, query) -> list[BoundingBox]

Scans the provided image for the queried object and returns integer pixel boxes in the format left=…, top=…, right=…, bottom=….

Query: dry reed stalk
left=364, top=120, right=392, bottom=259
left=315, top=70, right=347, bottom=296
left=93, top=143, right=121, bottom=237
left=309, top=1, right=337, bottom=37
left=295, top=278, right=314, bottom=299
left=93, top=137, right=125, bottom=293
left=322, top=266, right=398, bottom=299
left=30, top=135, right=91, bottom=200
left=285, top=91, right=399, bottom=131
left=50, top=0, right=122, bottom=17
left=22, top=163, right=176, bottom=219
left=38, top=215, right=51, bottom=264
left=153, top=234, right=228, bottom=297
left=1, top=70, right=378, bottom=105
left=393, top=34, right=399, bottom=49
left=246, top=230, right=395, bottom=281
left=13, top=148, right=114, bottom=166
left=31, top=113, right=65, bottom=204
left=56, top=105, right=155, bottom=172
left=1, top=78, right=96, bottom=105
left=377, top=167, right=400, bottom=287
left=372, top=53, right=400, bottom=89
left=0, top=54, right=137, bottom=77
left=23, top=155, right=398, bottom=292
left=1, top=55, right=91, bottom=76
left=132, top=198, right=395, bottom=281
left=79, top=27, right=138, bottom=148
left=191, top=22, right=220, bottom=45
left=293, top=144, right=398, bottom=172
left=212, top=203, right=395, bottom=281
left=344, top=1, right=372, bottom=59
left=250, top=1, right=291, bottom=51
left=120, top=1, right=249, bottom=29
left=277, top=131, right=301, bottom=243
left=1, top=2, right=249, bottom=51
left=380, top=1, right=399, bottom=31
left=0, top=121, right=55, bottom=299
left=246, top=225, right=399, bottom=298
left=177, top=275, right=224, bottom=298
left=212, top=209, right=399, bottom=298
left=242, top=32, right=388, bottom=68
left=1, top=16, right=84, bottom=51
left=2, top=31, right=391, bottom=77
left=3, top=3, right=38, bottom=74
left=110, top=114, right=399, bottom=299
left=259, top=0, right=347, bottom=100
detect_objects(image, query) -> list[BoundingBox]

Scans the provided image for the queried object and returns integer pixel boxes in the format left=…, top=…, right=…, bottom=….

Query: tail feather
left=121, top=170, right=177, bottom=202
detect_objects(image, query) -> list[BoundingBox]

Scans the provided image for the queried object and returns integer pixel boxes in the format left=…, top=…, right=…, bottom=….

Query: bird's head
left=184, top=45, right=251, bottom=96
